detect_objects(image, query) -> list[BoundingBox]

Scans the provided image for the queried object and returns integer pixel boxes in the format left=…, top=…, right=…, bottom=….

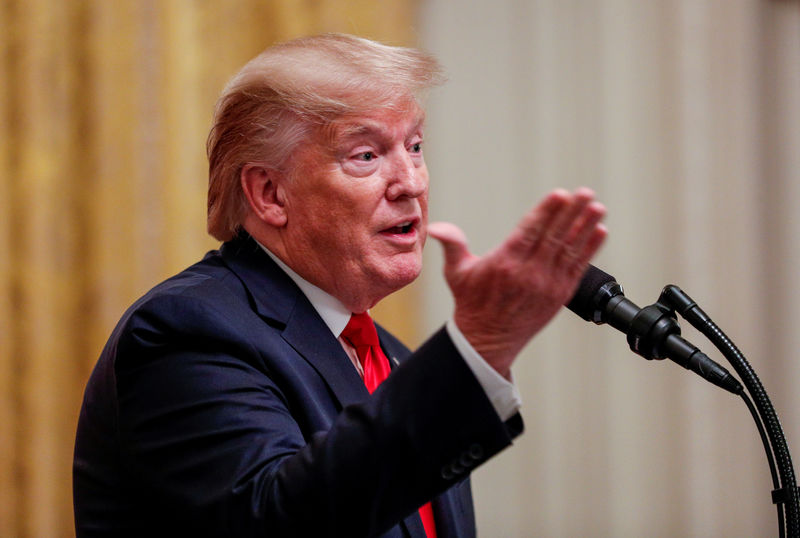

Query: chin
left=376, top=257, right=423, bottom=292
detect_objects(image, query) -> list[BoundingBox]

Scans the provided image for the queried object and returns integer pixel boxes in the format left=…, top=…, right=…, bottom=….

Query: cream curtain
left=419, top=0, right=800, bottom=536
left=0, top=1, right=419, bottom=535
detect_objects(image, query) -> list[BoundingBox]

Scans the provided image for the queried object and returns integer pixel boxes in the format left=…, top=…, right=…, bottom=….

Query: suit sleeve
left=113, top=291, right=523, bottom=537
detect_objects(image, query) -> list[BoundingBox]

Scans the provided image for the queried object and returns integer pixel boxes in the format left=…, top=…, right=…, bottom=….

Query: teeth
left=385, top=221, right=413, bottom=234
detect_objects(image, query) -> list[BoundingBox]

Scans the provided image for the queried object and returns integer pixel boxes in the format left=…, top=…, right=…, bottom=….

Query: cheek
left=309, top=197, right=376, bottom=251
left=347, top=186, right=389, bottom=221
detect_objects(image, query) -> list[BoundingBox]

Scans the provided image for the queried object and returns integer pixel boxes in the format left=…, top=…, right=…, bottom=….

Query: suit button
left=468, top=443, right=483, bottom=460
left=458, top=444, right=484, bottom=468
left=441, top=466, right=456, bottom=480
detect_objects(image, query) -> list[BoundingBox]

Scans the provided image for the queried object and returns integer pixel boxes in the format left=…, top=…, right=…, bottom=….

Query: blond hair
left=206, top=33, right=445, bottom=241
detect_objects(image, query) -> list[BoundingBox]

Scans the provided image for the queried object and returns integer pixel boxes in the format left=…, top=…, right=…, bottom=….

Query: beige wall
left=417, top=1, right=800, bottom=536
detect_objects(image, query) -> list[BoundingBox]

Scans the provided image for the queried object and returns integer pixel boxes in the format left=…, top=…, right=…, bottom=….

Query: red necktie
left=341, top=313, right=437, bottom=538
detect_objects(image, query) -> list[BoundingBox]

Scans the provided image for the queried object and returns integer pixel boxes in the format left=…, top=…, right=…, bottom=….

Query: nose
left=385, top=150, right=427, bottom=200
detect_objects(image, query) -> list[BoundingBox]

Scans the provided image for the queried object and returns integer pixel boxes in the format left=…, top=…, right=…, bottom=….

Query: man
left=73, top=34, right=606, bottom=537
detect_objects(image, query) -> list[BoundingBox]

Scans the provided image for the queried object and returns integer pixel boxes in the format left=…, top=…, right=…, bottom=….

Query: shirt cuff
left=445, top=318, right=522, bottom=421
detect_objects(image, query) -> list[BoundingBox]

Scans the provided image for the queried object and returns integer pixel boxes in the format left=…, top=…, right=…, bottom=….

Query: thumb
left=427, top=221, right=473, bottom=272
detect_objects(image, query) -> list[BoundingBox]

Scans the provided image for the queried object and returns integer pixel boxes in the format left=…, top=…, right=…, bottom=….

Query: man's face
left=277, top=103, right=429, bottom=311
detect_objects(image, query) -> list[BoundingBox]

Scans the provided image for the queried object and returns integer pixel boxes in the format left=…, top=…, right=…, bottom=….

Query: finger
left=565, top=222, right=608, bottom=278
left=551, top=199, right=605, bottom=272
left=563, top=200, right=607, bottom=255
left=505, top=189, right=571, bottom=256
left=576, top=223, right=608, bottom=267
left=528, top=188, right=596, bottom=266
left=543, top=187, right=595, bottom=244
left=427, top=221, right=473, bottom=272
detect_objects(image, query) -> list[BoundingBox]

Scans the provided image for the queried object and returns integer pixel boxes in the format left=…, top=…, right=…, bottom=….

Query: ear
left=240, top=163, right=288, bottom=227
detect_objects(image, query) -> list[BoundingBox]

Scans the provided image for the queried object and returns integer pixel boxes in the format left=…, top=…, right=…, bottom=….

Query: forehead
left=323, top=103, right=426, bottom=145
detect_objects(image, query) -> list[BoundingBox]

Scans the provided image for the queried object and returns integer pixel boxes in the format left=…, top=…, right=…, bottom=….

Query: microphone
left=566, top=265, right=743, bottom=395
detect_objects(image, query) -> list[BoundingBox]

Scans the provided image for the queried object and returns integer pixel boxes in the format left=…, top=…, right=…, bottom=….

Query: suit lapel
left=220, top=236, right=466, bottom=537
left=281, top=301, right=368, bottom=408
left=219, top=235, right=368, bottom=409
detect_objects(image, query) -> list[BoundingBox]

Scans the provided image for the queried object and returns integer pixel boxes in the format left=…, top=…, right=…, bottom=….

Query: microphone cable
left=661, top=285, right=799, bottom=538
left=740, top=388, right=784, bottom=537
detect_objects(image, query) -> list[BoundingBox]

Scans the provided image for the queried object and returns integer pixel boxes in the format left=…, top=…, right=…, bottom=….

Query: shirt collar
left=255, top=240, right=352, bottom=338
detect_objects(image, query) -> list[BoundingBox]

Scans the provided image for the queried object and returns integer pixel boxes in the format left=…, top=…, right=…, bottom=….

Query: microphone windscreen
left=566, top=264, right=616, bottom=321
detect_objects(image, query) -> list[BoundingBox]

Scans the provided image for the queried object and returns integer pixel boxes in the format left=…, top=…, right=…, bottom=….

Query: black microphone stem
left=660, top=285, right=800, bottom=538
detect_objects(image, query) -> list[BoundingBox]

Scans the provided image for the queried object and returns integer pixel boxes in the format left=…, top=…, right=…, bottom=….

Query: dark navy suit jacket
left=74, top=233, right=523, bottom=537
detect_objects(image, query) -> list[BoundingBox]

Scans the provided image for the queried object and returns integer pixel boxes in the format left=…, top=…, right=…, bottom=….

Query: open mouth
left=385, top=222, right=414, bottom=235
left=386, top=222, right=412, bottom=235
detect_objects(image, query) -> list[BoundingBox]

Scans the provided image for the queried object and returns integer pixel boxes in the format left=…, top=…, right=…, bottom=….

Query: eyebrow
left=332, top=111, right=426, bottom=143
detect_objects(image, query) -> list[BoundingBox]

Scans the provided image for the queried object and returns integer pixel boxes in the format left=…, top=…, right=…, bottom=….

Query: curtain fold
left=0, top=2, right=420, bottom=535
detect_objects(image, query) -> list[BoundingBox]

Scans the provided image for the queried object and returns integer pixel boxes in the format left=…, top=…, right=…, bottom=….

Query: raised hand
left=427, top=188, right=607, bottom=379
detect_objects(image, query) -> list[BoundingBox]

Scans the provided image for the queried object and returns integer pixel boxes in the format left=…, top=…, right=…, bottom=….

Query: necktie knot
left=341, top=312, right=380, bottom=348
left=341, top=312, right=390, bottom=394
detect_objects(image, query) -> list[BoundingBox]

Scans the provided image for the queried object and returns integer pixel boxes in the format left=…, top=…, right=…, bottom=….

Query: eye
left=410, top=142, right=422, bottom=153
left=358, top=151, right=375, bottom=161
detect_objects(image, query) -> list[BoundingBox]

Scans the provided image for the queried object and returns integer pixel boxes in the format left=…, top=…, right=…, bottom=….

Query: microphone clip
left=626, top=301, right=680, bottom=361
left=613, top=291, right=742, bottom=395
